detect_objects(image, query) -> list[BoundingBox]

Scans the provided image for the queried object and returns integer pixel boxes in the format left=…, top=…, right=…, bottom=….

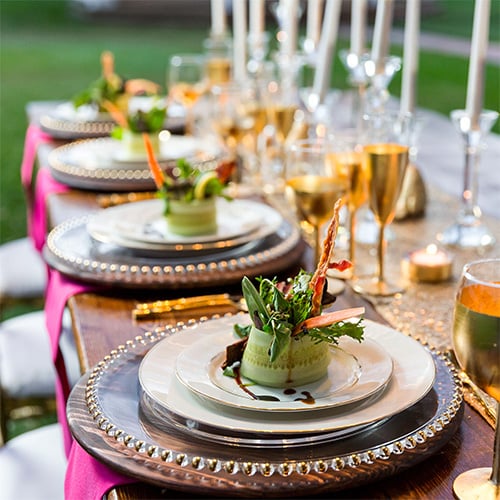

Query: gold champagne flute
left=326, top=131, right=367, bottom=271
left=452, top=258, right=500, bottom=499
left=353, top=113, right=411, bottom=296
left=285, top=139, right=348, bottom=267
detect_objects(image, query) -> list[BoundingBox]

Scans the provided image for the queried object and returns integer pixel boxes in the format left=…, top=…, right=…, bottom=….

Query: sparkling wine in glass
left=326, top=130, right=367, bottom=272
left=167, top=54, right=207, bottom=134
left=353, top=113, right=410, bottom=296
left=452, top=258, right=500, bottom=499
left=285, top=139, right=348, bottom=267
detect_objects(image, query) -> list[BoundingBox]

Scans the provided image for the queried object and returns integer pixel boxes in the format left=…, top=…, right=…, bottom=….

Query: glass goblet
left=167, top=53, right=207, bottom=135
left=284, top=139, right=348, bottom=269
left=452, top=258, right=500, bottom=499
left=326, top=129, right=367, bottom=275
left=352, top=113, right=411, bottom=296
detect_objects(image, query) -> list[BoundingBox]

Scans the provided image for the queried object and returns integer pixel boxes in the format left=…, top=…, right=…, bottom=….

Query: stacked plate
left=39, top=100, right=185, bottom=140
left=48, top=135, right=222, bottom=191
left=43, top=198, right=304, bottom=289
left=138, top=315, right=436, bottom=448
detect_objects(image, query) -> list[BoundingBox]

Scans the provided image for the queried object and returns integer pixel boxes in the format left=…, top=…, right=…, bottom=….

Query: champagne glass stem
left=492, top=404, right=500, bottom=485
left=376, top=223, right=386, bottom=285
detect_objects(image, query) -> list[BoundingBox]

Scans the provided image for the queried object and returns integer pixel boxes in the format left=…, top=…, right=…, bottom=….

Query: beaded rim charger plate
left=67, top=314, right=463, bottom=497
left=43, top=214, right=303, bottom=289
left=48, top=136, right=221, bottom=192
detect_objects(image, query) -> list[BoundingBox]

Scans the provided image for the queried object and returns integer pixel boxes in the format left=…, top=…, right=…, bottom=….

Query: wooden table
left=46, top=190, right=494, bottom=500
left=30, top=103, right=497, bottom=499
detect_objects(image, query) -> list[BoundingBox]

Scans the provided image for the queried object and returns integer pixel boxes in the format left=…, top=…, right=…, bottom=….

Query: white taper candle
left=211, top=0, right=226, bottom=37
left=312, top=0, right=342, bottom=104
left=466, top=0, right=491, bottom=128
left=232, top=0, right=247, bottom=82
left=282, top=0, right=299, bottom=59
left=371, top=0, right=394, bottom=69
left=306, top=0, right=324, bottom=47
left=250, top=0, right=265, bottom=35
left=350, top=0, right=368, bottom=56
left=400, top=0, right=420, bottom=114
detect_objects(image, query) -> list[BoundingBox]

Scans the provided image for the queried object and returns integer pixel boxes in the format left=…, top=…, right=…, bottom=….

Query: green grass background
left=1, top=0, right=499, bottom=246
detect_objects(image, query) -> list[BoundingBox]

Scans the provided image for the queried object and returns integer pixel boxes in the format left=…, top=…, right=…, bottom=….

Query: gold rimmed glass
left=352, top=113, right=411, bottom=296
left=285, top=139, right=348, bottom=268
left=326, top=130, right=367, bottom=276
left=452, top=258, right=500, bottom=499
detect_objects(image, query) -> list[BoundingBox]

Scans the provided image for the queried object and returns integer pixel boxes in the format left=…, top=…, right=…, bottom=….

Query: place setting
left=66, top=221, right=463, bottom=495
left=43, top=152, right=304, bottom=288
left=37, top=50, right=184, bottom=140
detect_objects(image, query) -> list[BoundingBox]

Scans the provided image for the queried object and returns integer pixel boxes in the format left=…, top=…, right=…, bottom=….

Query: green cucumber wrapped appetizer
left=228, top=200, right=365, bottom=388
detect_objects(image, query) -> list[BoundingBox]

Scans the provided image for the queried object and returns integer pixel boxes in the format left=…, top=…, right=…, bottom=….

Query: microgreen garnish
left=236, top=272, right=364, bottom=362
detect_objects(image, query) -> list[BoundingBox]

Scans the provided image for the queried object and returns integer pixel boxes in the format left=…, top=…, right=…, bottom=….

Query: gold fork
left=132, top=294, right=247, bottom=320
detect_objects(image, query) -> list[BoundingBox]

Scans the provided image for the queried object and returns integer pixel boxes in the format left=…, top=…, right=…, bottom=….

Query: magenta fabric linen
left=65, top=442, right=136, bottom=500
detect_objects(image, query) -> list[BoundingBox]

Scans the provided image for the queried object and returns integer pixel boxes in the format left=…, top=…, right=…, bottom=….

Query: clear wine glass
left=284, top=138, right=348, bottom=268
left=452, top=258, right=500, bottom=499
left=352, top=112, right=411, bottom=296
left=327, top=129, right=367, bottom=277
left=167, top=54, right=207, bottom=135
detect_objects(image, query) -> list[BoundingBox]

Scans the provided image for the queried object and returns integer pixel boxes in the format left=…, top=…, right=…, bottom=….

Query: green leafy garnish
left=72, top=74, right=124, bottom=109
left=236, top=272, right=364, bottom=362
left=158, top=158, right=232, bottom=214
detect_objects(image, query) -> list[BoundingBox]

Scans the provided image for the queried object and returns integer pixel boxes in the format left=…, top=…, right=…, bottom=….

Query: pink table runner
left=22, top=125, right=136, bottom=497
left=45, top=269, right=136, bottom=499
left=21, top=123, right=70, bottom=252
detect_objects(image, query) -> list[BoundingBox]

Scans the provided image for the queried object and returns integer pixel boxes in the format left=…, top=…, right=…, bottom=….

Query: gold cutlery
left=97, top=191, right=156, bottom=208
left=132, top=294, right=247, bottom=320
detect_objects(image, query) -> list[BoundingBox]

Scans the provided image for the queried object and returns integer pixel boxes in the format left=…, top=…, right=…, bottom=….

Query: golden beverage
left=453, top=283, right=500, bottom=401
left=326, top=152, right=367, bottom=211
left=267, top=104, right=297, bottom=141
left=285, top=175, right=346, bottom=227
left=206, top=58, right=231, bottom=85
left=169, top=82, right=204, bottom=107
left=364, top=143, right=409, bottom=225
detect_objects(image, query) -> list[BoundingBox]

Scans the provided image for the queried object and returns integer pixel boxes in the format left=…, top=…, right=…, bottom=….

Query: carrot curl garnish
left=143, top=133, right=165, bottom=189
left=101, top=99, right=128, bottom=129
left=309, top=199, right=343, bottom=317
left=292, top=307, right=365, bottom=336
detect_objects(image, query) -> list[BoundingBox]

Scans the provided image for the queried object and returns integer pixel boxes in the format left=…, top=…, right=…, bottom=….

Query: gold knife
left=133, top=294, right=246, bottom=319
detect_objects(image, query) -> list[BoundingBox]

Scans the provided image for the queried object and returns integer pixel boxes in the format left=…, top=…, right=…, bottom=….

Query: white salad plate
left=138, top=316, right=436, bottom=436
left=87, top=198, right=283, bottom=253
left=48, top=136, right=221, bottom=191
left=175, top=331, right=393, bottom=412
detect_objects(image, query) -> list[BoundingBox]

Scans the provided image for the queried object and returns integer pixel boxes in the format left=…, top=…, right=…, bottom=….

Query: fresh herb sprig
left=111, top=105, right=167, bottom=140
left=236, top=272, right=364, bottom=362
left=72, top=74, right=125, bottom=109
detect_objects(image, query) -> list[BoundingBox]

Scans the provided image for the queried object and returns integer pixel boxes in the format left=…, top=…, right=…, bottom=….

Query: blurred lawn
left=1, top=0, right=499, bottom=245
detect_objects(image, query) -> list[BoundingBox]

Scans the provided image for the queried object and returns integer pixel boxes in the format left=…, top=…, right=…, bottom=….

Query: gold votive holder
left=401, top=244, right=453, bottom=283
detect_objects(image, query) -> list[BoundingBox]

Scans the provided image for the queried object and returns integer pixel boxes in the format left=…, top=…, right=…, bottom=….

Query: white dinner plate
left=113, top=134, right=207, bottom=163
left=48, top=136, right=221, bottom=191
left=138, top=316, right=436, bottom=436
left=87, top=198, right=283, bottom=252
left=175, top=331, right=393, bottom=412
